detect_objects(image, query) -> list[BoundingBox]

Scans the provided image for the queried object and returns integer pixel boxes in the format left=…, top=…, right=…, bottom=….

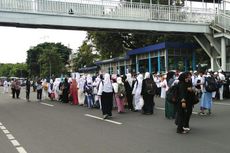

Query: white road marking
left=6, top=134, right=15, bottom=140
left=41, top=102, right=54, bottom=107
left=155, top=107, right=199, bottom=115
left=11, top=140, right=20, bottom=146
left=85, top=114, right=123, bottom=125
left=16, top=147, right=27, bottom=153
left=0, top=122, right=28, bottom=153
left=3, top=129, right=10, bottom=134
left=214, top=102, right=230, bottom=106
left=0, top=125, right=6, bottom=130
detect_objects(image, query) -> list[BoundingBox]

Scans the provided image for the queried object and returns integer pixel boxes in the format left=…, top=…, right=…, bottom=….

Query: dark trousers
left=37, top=89, right=42, bottom=100
left=26, top=91, right=30, bottom=100
left=126, top=93, right=133, bottom=110
left=184, top=103, right=193, bottom=128
left=12, top=88, right=16, bottom=98
left=176, top=104, right=187, bottom=132
left=142, top=94, right=154, bottom=114
left=101, top=92, right=113, bottom=116
left=15, top=89, right=20, bottom=98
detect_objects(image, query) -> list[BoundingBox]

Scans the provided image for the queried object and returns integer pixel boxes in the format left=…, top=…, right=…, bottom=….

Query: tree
left=0, top=63, right=28, bottom=78
left=73, top=41, right=99, bottom=71
left=26, top=42, right=71, bottom=78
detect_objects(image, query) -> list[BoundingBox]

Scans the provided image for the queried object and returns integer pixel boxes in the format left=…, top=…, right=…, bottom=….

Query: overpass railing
left=0, top=0, right=216, bottom=24
left=215, top=13, right=230, bottom=32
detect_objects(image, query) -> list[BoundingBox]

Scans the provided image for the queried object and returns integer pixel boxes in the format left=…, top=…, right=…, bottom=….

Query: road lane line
left=16, top=147, right=27, bottom=153
left=214, top=102, right=230, bottom=106
left=0, top=125, right=6, bottom=130
left=3, top=129, right=10, bottom=134
left=0, top=122, right=28, bottom=153
left=85, top=114, right=123, bottom=125
left=6, top=134, right=15, bottom=140
left=41, top=102, right=54, bottom=107
left=11, top=140, right=20, bottom=146
left=155, top=107, right=198, bottom=115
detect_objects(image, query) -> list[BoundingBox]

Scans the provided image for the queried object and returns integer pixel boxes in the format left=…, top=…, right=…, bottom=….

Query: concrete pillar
left=165, top=49, right=168, bottom=72
left=158, top=51, right=161, bottom=73
left=136, top=55, right=139, bottom=73
left=148, top=52, right=152, bottom=73
left=192, top=50, right=196, bottom=71
left=221, top=37, right=226, bottom=71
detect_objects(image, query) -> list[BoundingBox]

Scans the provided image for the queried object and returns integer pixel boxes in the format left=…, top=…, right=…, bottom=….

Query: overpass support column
left=148, top=52, right=152, bottom=73
left=136, top=55, right=139, bottom=73
left=221, top=37, right=226, bottom=71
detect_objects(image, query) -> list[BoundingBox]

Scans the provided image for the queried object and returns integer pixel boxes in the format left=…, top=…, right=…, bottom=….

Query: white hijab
left=126, top=73, right=133, bottom=86
left=103, top=73, right=113, bottom=92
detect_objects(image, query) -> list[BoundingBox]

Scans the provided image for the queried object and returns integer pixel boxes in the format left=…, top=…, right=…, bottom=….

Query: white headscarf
left=126, top=73, right=133, bottom=86
left=86, top=74, right=93, bottom=84
left=103, top=73, right=113, bottom=92
left=117, top=77, right=123, bottom=84
left=144, top=72, right=150, bottom=79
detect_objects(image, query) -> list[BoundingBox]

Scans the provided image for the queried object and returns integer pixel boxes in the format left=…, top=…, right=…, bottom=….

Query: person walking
left=115, top=77, right=126, bottom=113
left=98, top=73, right=114, bottom=119
left=69, top=79, right=78, bottom=105
left=11, top=79, right=16, bottom=98
left=165, top=71, right=177, bottom=119
left=15, top=79, right=21, bottom=99
left=36, top=80, right=43, bottom=101
left=3, top=80, right=9, bottom=93
left=141, top=72, right=156, bottom=115
left=25, top=79, right=31, bottom=102
left=218, top=69, right=225, bottom=100
left=124, top=73, right=134, bottom=111
left=176, top=72, right=193, bottom=134
left=132, top=73, right=144, bottom=111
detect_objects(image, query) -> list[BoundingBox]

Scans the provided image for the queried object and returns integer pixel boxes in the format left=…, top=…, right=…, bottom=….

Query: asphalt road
left=0, top=87, right=230, bottom=153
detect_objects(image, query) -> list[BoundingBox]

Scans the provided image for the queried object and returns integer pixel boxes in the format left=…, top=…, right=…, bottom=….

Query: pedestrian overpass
left=0, top=0, right=229, bottom=71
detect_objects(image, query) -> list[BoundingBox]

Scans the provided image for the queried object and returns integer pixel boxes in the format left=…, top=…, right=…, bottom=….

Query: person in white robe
left=132, top=73, right=144, bottom=111
left=78, top=75, right=86, bottom=105
left=3, top=80, right=9, bottom=93
left=160, top=75, right=167, bottom=99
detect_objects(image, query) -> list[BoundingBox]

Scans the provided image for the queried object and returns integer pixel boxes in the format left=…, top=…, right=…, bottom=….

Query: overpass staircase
left=194, top=10, right=230, bottom=71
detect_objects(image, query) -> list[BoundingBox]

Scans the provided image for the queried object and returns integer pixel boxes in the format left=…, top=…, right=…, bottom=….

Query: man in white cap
left=218, top=69, right=225, bottom=100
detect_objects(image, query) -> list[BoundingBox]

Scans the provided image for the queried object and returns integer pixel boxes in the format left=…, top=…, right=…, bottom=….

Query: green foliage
left=0, top=63, right=28, bottom=78
left=87, top=31, right=126, bottom=60
left=26, top=42, right=71, bottom=78
left=73, top=41, right=99, bottom=71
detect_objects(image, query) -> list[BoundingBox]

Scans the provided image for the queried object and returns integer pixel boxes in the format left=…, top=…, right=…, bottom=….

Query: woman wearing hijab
left=70, top=79, right=78, bottom=105
left=93, top=76, right=101, bottom=108
left=132, top=73, right=144, bottom=111
left=84, top=75, right=94, bottom=108
left=124, top=73, right=134, bottom=111
left=141, top=72, right=156, bottom=115
left=165, top=71, right=177, bottom=119
left=78, top=75, right=86, bottom=106
left=115, top=77, right=126, bottom=113
left=176, top=72, right=194, bottom=134
left=98, top=73, right=114, bottom=119
left=62, top=78, right=70, bottom=103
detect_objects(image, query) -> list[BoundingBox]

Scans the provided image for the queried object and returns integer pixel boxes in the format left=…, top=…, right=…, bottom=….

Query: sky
left=0, top=27, right=87, bottom=64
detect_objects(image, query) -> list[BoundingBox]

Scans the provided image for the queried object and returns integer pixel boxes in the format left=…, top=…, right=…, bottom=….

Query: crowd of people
left=2, top=69, right=230, bottom=134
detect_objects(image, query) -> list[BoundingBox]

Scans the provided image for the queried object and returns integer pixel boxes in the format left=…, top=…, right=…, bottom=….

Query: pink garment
left=70, top=79, right=78, bottom=105
left=115, top=94, right=125, bottom=113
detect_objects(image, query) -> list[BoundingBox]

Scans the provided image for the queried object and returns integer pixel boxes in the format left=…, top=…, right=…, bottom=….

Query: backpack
left=205, top=76, right=218, bottom=92
left=166, top=84, right=179, bottom=104
left=144, top=78, right=156, bottom=95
